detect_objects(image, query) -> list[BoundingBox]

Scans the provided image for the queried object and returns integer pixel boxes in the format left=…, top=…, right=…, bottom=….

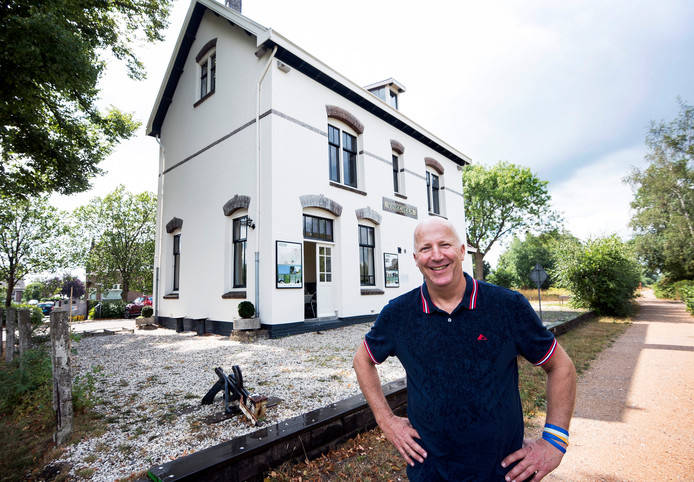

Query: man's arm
left=501, top=342, right=577, bottom=482
left=353, top=342, right=427, bottom=466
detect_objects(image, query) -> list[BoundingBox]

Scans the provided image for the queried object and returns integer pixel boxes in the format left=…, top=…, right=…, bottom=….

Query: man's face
left=413, top=221, right=465, bottom=290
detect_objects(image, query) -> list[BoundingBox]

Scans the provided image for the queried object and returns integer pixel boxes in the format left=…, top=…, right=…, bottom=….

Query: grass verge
left=264, top=314, right=631, bottom=481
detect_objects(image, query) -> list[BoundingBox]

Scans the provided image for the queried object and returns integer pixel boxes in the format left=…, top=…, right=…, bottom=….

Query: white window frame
left=328, top=121, right=363, bottom=190
left=198, top=49, right=216, bottom=101
left=426, top=169, right=445, bottom=216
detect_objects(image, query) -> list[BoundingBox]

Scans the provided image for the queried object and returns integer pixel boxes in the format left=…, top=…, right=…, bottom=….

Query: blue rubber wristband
left=542, top=433, right=567, bottom=454
left=544, top=423, right=569, bottom=436
left=543, top=431, right=568, bottom=446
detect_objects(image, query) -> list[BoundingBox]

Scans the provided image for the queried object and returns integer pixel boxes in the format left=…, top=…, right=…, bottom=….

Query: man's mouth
left=430, top=265, right=449, bottom=272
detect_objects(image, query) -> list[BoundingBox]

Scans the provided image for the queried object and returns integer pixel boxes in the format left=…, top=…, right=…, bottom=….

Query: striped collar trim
left=420, top=273, right=478, bottom=314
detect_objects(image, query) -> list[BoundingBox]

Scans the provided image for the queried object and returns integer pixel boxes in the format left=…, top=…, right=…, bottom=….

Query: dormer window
left=365, top=78, right=405, bottom=110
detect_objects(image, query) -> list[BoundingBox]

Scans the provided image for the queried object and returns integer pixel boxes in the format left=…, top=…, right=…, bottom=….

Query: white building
left=147, top=0, right=473, bottom=337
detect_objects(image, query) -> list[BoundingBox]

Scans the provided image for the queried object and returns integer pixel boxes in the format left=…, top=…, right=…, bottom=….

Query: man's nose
left=430, top=246, right=444, bottom=259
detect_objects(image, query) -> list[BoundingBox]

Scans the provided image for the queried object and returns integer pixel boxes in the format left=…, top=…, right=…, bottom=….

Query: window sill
left=361, top=288, right=385, bottom=296
left=163, top=292, right=179, bottom=300
left=193, top=90, right=215, bottom=108
left=330, top=181, right=367, bottom=196
left=394, top=192, right=407, bottom=200
left=428, top=212, right=447, bottom=219
left=222, top=291, right=247, bottom=299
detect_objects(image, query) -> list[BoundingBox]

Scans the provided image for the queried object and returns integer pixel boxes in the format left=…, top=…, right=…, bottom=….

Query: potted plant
left=237, top=301, right=255, bottom=319
left=137, top=305, right=156, bottom=328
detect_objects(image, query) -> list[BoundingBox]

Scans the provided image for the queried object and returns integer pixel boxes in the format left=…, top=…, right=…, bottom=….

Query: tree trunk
left=474, top=252, right=486, bottom=281
left=5, top=307, right=15, bottom=362
left=120, top=277, right=129, bottom=303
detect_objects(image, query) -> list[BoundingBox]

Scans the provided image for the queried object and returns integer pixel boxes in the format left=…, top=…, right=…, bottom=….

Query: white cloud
left=550, top=145, right=647, bottom=241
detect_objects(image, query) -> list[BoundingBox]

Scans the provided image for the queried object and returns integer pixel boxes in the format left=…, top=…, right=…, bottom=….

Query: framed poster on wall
left=384, top=253, right=399, bottom=288
left=276, top=241, right=303, bottom=288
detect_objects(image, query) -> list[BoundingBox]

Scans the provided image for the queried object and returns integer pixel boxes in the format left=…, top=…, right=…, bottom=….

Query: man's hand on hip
left=501, top=437, right=564, bottom=482
left=380, top=413, right=427, bottom=467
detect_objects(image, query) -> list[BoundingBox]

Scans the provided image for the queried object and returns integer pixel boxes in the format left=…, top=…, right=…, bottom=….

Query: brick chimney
left=225, top=0, right=241, bottom=12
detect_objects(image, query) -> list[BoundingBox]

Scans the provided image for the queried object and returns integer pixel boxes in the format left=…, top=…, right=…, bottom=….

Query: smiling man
left=353, top=217, right=577, bottom=481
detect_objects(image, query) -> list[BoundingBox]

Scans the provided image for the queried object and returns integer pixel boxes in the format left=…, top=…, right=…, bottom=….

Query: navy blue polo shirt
left=364, top=272, right=557, bottom=480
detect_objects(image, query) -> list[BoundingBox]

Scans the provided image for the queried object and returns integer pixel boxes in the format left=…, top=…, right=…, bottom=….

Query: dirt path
left=547, top=289, right=694, bottom=481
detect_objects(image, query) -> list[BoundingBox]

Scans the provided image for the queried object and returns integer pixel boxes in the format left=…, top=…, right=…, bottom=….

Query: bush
left=488, top=266, right=516, bottom=289
left=12, top=304, right=44, bottom=326
left=141, top=305, right=154, bottom=318
left=238, top=301, right=255, bottom=318
left=654, top=279, right=694, bottom=314
left=552, top=235, right=641, bottom=317
left=90, top=300, right=126, bottom=319
left=0, top=346, right=52, bottom=415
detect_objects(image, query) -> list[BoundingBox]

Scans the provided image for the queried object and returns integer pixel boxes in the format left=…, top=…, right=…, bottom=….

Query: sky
left=50, top=0, right=694, bottom=265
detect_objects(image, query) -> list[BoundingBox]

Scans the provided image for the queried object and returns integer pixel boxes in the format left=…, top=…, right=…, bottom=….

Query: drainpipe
left=255, top=45, right=278, bottom=320
left=154, top=136, right=166, bottom=320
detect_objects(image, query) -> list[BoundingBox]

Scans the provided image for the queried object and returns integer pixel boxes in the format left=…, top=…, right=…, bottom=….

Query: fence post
left=50, top=308, right=73, bottom=445
left=18, top=308, right=32, bottom=358
left=5, top=307, right=16, bottom=363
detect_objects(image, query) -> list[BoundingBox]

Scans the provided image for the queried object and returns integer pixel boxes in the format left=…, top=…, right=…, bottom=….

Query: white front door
left=316, top=244, right=335, bottom=317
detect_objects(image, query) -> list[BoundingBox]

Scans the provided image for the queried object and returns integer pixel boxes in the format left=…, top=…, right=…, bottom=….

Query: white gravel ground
left=51, top=323, right=405, bottom=481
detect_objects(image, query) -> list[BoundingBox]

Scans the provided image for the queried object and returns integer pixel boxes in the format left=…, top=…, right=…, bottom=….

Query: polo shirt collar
left=419, top=272, right=479, bottom=314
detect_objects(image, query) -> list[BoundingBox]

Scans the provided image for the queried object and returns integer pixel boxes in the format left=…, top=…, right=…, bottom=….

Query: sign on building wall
left=276, top=241, right=303, bottom=288
left=384, top=253, right=400, bottom=287
left=382, top=197, right=418, bottom=219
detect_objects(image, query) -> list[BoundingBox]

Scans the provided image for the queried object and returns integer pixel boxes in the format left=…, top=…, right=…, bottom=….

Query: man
left=353, top=217, right=576, bottom=481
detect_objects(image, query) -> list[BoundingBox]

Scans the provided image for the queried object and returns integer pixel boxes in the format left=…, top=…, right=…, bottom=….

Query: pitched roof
left=147, top=0, right=471, bottom=166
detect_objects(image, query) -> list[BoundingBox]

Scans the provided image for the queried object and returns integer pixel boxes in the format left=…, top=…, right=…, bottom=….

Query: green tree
left=22, top=281, right=43, bottom=302
left=491, top=231, right=576, bottom=289
left=0, top=0, right=172, bottom=198
left=72, top=186, right=156, bottom=302
left=0, top=195, right=67, bottom=307
left=552, top=235, right=641, bottom=317
left=624, top=98, right=694, bottom=281
left=463, top=161, right=562, bottom=280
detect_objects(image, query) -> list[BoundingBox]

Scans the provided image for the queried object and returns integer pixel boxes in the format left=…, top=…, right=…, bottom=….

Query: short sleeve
left=511, top=293, right=557, bottom=365
left=363, top=305, right=396, bottom=365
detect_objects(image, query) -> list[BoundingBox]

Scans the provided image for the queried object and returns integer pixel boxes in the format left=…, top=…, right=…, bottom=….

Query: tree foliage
left=22, top=275, right=66, bottom=301
left=490, top=231, right=576, bottom=289
left=61, top=276, right=85, bottom=299
left=463, top=161, right=562, bottom=280
left=0, top=0, right=172, bottom=198
left=0, top=195, right=67, bottom=307
left=71, top=185, right=156, bottom=302
left=551, top=235, right=641, bottom=317
left=624, top=99, right=694, bottom=281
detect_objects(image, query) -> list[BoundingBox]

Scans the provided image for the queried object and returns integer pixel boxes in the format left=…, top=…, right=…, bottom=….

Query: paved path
left=548, top=290, right=694, bottom=481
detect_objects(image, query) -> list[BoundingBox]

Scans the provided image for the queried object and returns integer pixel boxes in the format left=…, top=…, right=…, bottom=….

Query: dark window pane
left=233, top=217, right=247, bottom=287
left=392, top=155, right=399, bottom=192
left=200, top=63, right=208, bottom=98
left=342, top=132, right=357, bottom=188
left=303, top=215, right=333, bottom=241
left=358, top=226, right=375, bottom=286
left=210, top=54, right=216, bottom=92
left=173, top=234, right=181, bottom=291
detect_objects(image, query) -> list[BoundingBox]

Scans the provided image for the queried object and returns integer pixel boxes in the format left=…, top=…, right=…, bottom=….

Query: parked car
left=124, top=296, right=153, bottom=318
left=38, top=302, right=54, bottom=315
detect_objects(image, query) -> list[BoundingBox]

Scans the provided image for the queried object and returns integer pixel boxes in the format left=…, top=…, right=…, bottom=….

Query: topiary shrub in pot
left=237, top=301, right=255, bottom=319
left=141, top=305, right=154, bottom=318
